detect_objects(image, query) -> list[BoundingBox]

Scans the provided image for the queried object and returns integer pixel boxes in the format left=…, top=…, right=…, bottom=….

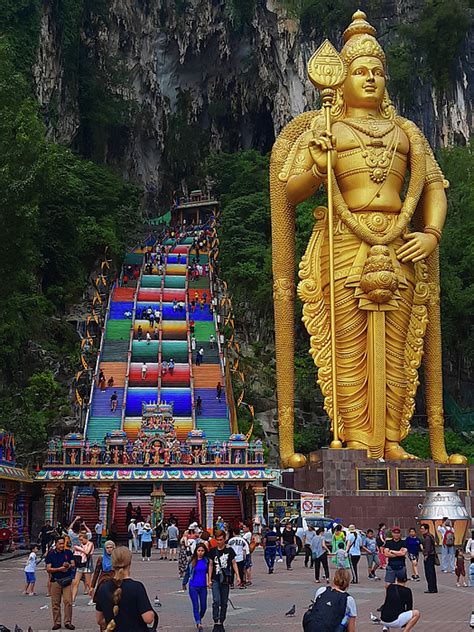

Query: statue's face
left=343, top=56, right=385, bottom=109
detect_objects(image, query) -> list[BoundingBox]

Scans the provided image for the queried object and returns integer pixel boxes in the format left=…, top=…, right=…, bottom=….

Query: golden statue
left=270, top=10, right=466, bottom=468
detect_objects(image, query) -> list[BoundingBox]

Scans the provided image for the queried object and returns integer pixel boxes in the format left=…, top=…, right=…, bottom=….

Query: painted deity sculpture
left=270, top=11, right=466, bottom=467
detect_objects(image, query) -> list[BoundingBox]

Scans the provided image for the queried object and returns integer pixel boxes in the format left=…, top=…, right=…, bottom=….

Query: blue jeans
left=441, top=545, right=455, bottom=572
left=265, top=547, right=276, bottom=570
left=211, top=579, right=230, bottom=623
left=189, top=585, right=207, bottom=624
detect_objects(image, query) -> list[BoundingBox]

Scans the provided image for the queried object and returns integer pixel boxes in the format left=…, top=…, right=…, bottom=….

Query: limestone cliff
left=32, top=0, right=472, bottom=192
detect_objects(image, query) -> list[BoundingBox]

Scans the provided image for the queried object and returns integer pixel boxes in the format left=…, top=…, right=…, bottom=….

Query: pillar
left=43, top=484, right=59, bottom=526
left=203, top=485, right=218, bottom=533
left=253, top=485, right=266, bottom=520
left=96, top=484, right=113, bottom=539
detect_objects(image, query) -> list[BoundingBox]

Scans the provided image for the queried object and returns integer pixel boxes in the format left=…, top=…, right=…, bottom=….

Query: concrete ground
left=0, top=549, right=472, bottom=631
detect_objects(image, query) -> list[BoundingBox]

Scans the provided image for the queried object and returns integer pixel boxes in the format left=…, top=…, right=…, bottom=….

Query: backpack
left=160, top=529, right=168, bottom=541
left=443, top=529, right=455, bottom=547
left=303, top=587, right=349, bottom=632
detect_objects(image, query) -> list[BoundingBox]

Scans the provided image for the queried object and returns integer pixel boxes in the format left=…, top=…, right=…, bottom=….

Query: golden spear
left=307, top=41, right=347, bottom=449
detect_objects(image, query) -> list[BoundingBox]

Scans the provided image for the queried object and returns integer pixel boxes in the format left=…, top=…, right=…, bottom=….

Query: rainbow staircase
left=80, top=231, right=240, bottom=528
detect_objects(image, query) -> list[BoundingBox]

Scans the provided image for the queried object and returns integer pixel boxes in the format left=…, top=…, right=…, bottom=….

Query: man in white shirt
left=228, top=528, right=249, bottom=589
left=94, top=520, right=103, bottom=548
left=128, top=519, right=138, bottom=553
left=437, top=517, right=455, bottom=573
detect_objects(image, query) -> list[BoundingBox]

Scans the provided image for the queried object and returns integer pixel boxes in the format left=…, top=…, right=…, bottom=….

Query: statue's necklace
left=343, top=121, right=398, bottom=184
left=343, top=118, right=395, bottom=138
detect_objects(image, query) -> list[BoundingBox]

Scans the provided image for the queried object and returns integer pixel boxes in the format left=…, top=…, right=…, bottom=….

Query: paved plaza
left=0, top=550, right=472, bottom=631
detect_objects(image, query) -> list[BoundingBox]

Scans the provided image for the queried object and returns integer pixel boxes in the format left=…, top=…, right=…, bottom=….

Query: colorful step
left=125, top=387, right=158, bottom=416
left=113, top=287, right=136, bottom=301
left=134, top=319, right=160, bottom=335
left=164, top=275, right=186, bottom=289
left=162, top=321, right=187, bottom=340
left=109, top=302, right=134, bottom=319
left=167, top=254, right=187, bottom=264
left=129, top=362, right=159, bottom=387
left=162, top=303, right=187, bottom=320
left=141, top=275, right=163, bottom=288
left=166, top=263, right=187, bottom=276
left=188, top=277, right=209, bottom=289
left=188, top=307, right=213, bottom=321
left=131, top=340, right=159, bottom=362
left=196, top=418, right=231, bottom=442
left=91, top=387, right=124, bottom=417
left=160, top=387, right=192, bottom=416
left=99, top=362, right=127, bottom=388
left=101, top=340, right=129, bottom=362
left=105, top=320, right=132, bottom=340
left=191, top=322, right=216, bottom=342
left=173, top=245, right=189, bottom=254
left=137, top=288, right=162, bottom=302
left=194, top=388, right=227, bottom=418
left=161, top=364, right=190, bottom=387
left=191, top=341, right=219, bottom=364
left=161, top=340, right=188, bottom=363
left=193, top=365, right=223, bottom=388
left=87, top=416, right=122, bottom=443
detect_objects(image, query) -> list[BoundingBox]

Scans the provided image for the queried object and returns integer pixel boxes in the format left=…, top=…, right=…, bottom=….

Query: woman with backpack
left=304, top=568, right=357, bottom=632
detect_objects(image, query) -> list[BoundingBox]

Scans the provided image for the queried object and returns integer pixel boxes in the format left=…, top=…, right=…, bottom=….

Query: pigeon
left=370, top=612, right=381, bottom=624
left=14, top=627, right=24, bottom=632
left=285, top=605, right=296, bottom=617
left=154, top=596, right=162, bottom=607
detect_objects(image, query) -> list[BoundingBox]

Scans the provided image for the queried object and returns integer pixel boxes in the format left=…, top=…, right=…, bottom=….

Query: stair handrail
left=68, top=485, right=79, bottom=523
left=122, top=261, right=143, bottom=430
left=184, top=244, right=196, bottom=429
left=83, top=283, right=113, bottom=438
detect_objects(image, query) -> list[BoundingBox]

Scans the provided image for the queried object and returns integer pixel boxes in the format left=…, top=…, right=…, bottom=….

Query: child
left=335, top=540, right=350, bottom=569
left=362, top=529, right=380, bottom=580
left=24, top=543, right=38, bottom=595
left=405, top=527, right=422, bottom=581
left=455, top=548, right=468, bottom=587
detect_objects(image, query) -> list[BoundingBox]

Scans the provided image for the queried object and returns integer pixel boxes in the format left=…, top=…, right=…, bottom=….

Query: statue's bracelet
left=423, top=225, right=442, bottom=243
left=311, top=163, right=327, bottom=180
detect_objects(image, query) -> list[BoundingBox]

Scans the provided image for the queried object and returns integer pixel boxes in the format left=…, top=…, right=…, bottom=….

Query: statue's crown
left=341, top=10, right=385, bottom=67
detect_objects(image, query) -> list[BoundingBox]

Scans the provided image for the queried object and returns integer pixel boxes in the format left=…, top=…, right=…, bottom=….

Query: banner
left=300, top=493, right=325, bottom=518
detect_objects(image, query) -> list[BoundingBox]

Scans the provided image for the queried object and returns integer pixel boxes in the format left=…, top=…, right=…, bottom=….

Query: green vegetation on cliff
left=0, top=41, right=140, bottom=459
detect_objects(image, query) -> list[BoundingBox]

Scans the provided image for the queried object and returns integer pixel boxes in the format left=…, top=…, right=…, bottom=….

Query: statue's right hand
left=309, top=131, right=337, bottom=175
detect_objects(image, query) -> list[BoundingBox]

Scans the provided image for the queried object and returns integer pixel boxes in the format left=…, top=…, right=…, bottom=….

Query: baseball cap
left=392, top=526, right=401, bottom=533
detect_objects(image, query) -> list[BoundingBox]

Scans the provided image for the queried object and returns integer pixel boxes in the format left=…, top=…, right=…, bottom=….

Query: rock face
left=32, top=0, right=472, bottom=191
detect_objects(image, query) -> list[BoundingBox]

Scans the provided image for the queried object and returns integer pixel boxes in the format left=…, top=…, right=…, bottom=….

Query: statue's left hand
left=396, top=232, right=438, bottom=263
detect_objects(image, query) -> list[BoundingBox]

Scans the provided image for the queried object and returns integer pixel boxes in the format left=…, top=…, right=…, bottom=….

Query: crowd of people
left=23, top=513, right=474, bottom=631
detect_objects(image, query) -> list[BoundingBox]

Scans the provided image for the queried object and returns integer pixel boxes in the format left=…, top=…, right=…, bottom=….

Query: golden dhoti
left=298, top=208, right=429, bottom=458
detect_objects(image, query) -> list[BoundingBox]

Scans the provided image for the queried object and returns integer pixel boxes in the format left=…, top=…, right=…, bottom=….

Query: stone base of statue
left=285, top=449, right=472, bottom=540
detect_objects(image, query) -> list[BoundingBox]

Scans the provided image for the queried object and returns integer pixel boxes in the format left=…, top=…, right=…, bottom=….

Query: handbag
left=55, top=576, right=72, bottom=588
left=434, top=551, right=440, bottom=566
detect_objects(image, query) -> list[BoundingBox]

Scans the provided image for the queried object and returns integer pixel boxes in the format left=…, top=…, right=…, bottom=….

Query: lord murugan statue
left=271, top=10, right=466, bottom=468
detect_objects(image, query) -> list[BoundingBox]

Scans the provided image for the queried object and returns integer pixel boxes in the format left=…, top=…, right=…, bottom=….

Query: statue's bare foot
left=384, top=443, right=419, bottom=460
left=447, top=453, right=467, bottom=465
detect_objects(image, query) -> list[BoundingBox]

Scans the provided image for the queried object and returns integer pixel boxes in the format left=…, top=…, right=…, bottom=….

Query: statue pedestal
left=285, top=448, right=473, bottom=531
